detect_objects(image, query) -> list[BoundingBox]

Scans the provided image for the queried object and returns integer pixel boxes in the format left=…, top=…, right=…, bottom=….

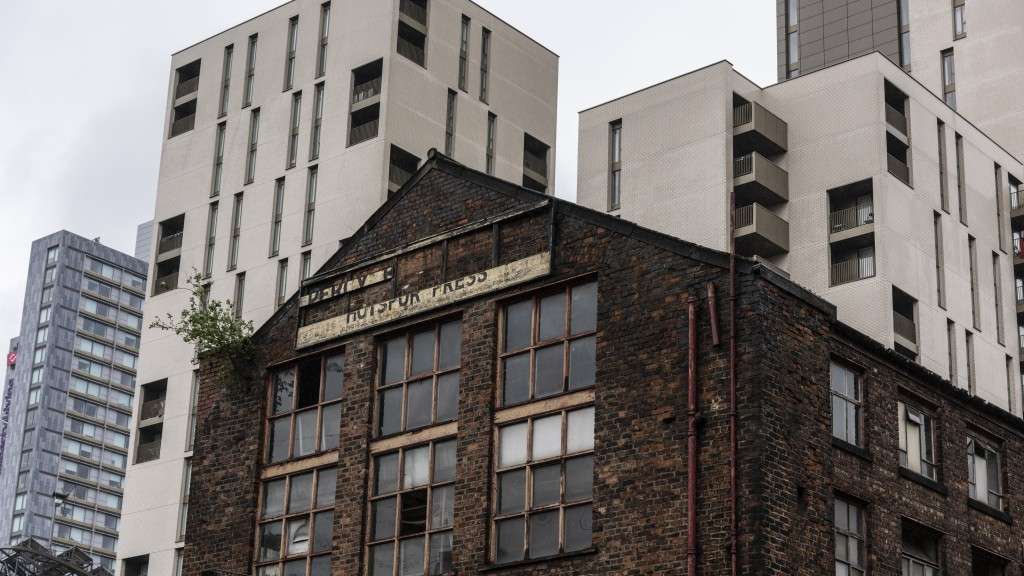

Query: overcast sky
left=0, top=0, right=776, bottom=350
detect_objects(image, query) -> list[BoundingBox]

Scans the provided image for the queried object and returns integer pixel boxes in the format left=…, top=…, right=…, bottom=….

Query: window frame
left=833, top=495, right=865, bottom=576
left=265, top=352, right=345, bottom=465
left=255, top=466, right=336, bottom=576
left=898, top=399, right=938, bottom=480
left=830, top=360, right=862, bottom=447
left=967, top=433, right=1004, bottom=511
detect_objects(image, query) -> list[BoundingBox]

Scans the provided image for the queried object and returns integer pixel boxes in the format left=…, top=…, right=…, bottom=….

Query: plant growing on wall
left=150, top=271, right=255, bottom=370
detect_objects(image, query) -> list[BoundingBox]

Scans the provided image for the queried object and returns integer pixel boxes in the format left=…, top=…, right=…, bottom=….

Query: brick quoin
left=184, top=154, right=1024, bottom=575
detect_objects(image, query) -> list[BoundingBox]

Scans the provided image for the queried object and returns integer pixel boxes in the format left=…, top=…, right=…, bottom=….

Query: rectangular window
left=458, top=15, right=470, bottom=91
left=942, top=49, right=957, bottom=108
left=303, top=167, right=318, bottom=246
left=46, top=246, right=59, bottom=264
left=953, top=0, right=966, bottom=39
left=937, top=121, right=949, bottom=212
left=266, top=353, right=344, bottom=463
left=834, top=497, right=865, bottom=575
left=234, top=272, right=246, bottom=319
left=316, top=2, right=331, bottom=78
left=301, top=251, right=312, bottom=281
left=186, top=371, right=199, bottom=452
left=243, top=34, right=258, bottom=108
left=993, top=252, right=1004, bottom=344
left=276, top=259, right=289, bottom=308
left=968, top=435, right=1003, bottom=510
left=830, top=362, right=861, bottom=447
left=284, top=16, right=299, bottom=91
left=203, top=201, right=218, bottom=277
left=367, top=440, right=455, bottom=576
left=219, top=44, right=233, bottom=117
left=38, top=306, right=50, bottom=324
left=995, top=164, right=1007, bottom=251
left=246, top=108, right=261, bottom=184
left=902, top=521, right=940, bottom=575
left=211, top=122, right=226, bottom=197
left=494, top=406, right=594, bottom=563
left=228, top=192, right=243, bottom=271
left=966, top=330, right=976, bottom=393
left=898, top=0, right=911, bottom=69
left=955, top=133, right=966, bottom=223
left=898, top=400, right=937, bottom=480
left=44, top=266, right=56, bottom=284
left=486, top=113, right=497, bottom=175
left=256, top=467, right=335, bottom=576
left=608, top=120, right=622, bottom=211
left=266, top=178, right=284, bottom=258
left=444, top=90, right=457, bottom=157
left=947, top=320, right=958, bottom=384
left=480, top=27, right=491, bottom=102
left=1008, top=355, right=1017, bottom=416
left=377, top=319, right=461, bottom=437
left=176, top=459, right=192, bottom=541
left=501, top=282, right=597, bottom=406
left=968, top=235, right=979, bottom=329
left=287, top=92, right=302, bottom=168
left=785, top=0, right=799, bottom=78
left=934, top=212, right=945, bottom=308
left=310, top=82, right=324, bottom=160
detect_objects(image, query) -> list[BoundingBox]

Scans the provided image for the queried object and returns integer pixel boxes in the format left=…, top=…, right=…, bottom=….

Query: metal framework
left=0, top=540, right=108, bottom=576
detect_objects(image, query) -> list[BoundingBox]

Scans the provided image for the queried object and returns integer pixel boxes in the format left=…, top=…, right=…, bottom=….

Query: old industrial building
left=183, top=154, right=1024, bottom=575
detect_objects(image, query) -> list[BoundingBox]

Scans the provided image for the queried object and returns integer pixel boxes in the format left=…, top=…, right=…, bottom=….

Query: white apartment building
left=120, top=1, right=557, bottom=574
left=578, top=53, right=1023, bottom=413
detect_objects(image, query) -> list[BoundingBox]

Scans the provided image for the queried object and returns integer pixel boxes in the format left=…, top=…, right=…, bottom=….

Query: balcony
left=1011, top=190, right=1024, bottom=222
left=1015, top=239, right=1024, bottom=268
left=136, top=440, right=161, bottom=464
left=734, top=152, right=789, bottom=205
left=158, top=232, right=182, bottom=255
left=734, top=203, right=789, bottom=257
left=829, top=205, right=875, bottom=244
left=175, top=76, right=199, bottom=100
left=885, top=104, right=908, bottom=136
left=153, top=270, right=178, bottom=297
left=169, top=113, right=195, bottom=138
left=733, top=101, right=787, bottom=156
left=349, top=118, right=379, bottom=146
left=397, top=35, right=425, bottom=67
left=887, top=153, right=911, bottom=185
left=139, top=398, right=165, bottom=422
left=389, top=162, right=415, bottom=192
left=893, top=311, right=918, bottom=353
left=830, top=258, right=873, bottom=287
left=399, top=0, right=428, bottom=29
left=352, top=77, right=382, bottom=108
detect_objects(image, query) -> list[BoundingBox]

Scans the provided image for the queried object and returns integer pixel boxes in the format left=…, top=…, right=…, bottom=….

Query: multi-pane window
left=898, top=400, right=937, bottom=479
left=303, top=167, right=318, bottom=246
left=444, top=90, right=457, bottom=157
left=500, top=282, right=597, bottom=406
left=955, top=133, right=966, bottom=223
left=234, top=272, right=246, bottom=319
left=608, top=120, right=622, bottom=211
left=228, top=192, right=243, bottom=270
left=203, top=201, right=218, bottom=277
left=243, top=34, right=258, bottom=108
left=276, top=259, right=289, bottom=308
left=831, top=361, right=861, bottom=446
left=902, top=521, right=940, bottom=576
left=480, top=28, right=491, bottom=102
left=256, top=467, right=336, bottom=576
left=898, top=0, right=911, bottom=69
left=219, top=44, right=233, bottom=117
left=246, top=108, right=261, bottom=184
left=46, top=246, right=59, bottom=264
left=301, top=251, right=312, bottom=281
left=316, top=3, right=331, bottom=78
left=486, top=112, right=497, bottom=175
left=953, top=0, right=966, bottom=39
left=967, top=435, right=1003, bottom=510
left=287, top=92, right=302, bottom=168
left=934, top=212, right=945, bottom=307
left=270, top=178, right=285, bottom=257
left=937, top=121, right=949, bottom=212
left=494, top=407, right=594, bottom=563
left=368, top=440, right=455, bottom=576
left=266, top=354, right=344, bottom=464
left=211, top=122, right=226, bottom=197
left=458, top=15, right=470, bottom=91
left=378, top=320, right=461, bottom=437
left=834, top=497, right=865, bottom=576
left=177, top=459, right=192, bottom=541
left=284, top=16, right=299, bottom=91
left=942, top=49, right=956, bottom=109
left=44, top=266, right=56, bottom=284
left=310, top=83, right=324, bottom=161
left=785, top=0, right=799, bottom=77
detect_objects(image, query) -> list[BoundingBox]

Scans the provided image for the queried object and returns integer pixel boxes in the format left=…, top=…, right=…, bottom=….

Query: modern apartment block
left=0, top=231, right=148, bottom=571
left=577, top=53, right=1023, bottom=414
left=134, top=222, right=153, bottom=263
left=121, top=1, right=557, bottom=574
left=1, top=339, right=19, bottom=475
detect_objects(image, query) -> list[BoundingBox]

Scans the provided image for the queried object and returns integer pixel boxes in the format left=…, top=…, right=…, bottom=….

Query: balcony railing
left=524, top=152, right=548, bottom=178
left=887, top=153, right=910, bottom=184
left=893, top=312, right=917, bottom=343
left=154, top=272, right=179, bottom=296
left=399, top=0, right=428, bottom=25
left=158, top=232, right=183, bottom=254
left=397, top=37, right=425, bottom=66
left=389, top=163, right=414, bottom=188
left=733, top=102, right=753, bottom=127
left=175, top=76, right=199, bottom=99
left=350, top=119, right=379, bottom=146
left=1012, top=190, right=1021, bottom=210
left=140, top=399, right=165, bottom=421
left=136, top=441, right=161, bottom=464
left=1015, top=239, right=1024, bottom=258
left=829, top=205, right=874, bottom=234
left=830, top=258, right=872, bottom=286
left=734, top=154, right=754, bottom=178
left=352, top=77, right=382, bottom=105
left=170, top=114, right=196, bottom=138
left=885, top=104, right=908, bottom=135
left=735, top=204, right=754, bottom=228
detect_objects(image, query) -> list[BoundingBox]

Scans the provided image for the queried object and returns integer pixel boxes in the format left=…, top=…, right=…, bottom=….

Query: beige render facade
left=120, top=1, right=557, bottom=574
left=578, top=53, right=1023, bottom=414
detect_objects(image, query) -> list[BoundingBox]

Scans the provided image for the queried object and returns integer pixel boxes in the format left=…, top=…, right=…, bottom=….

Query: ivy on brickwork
left=150, top=271, right=255, bottom=369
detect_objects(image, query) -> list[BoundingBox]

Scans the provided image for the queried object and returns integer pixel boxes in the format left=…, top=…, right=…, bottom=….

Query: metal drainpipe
left=728, top=151, right=740, bottom=576
left=687, top=295, right=699, bottom=576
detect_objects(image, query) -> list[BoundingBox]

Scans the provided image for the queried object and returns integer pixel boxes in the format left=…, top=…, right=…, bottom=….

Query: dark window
left=458, top=15, right=470, bottom=91
left=266, top=354, right=344, bottom=463
left=901, top=520, right=940, bottom=575
left=834, top=497, right=865, bottom=575
left=830, top=361, right=861, bottom=446
left=256, top=467, right=335, bottom=576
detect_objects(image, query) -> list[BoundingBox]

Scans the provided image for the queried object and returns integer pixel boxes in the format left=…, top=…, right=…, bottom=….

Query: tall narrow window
left=270, top=178, right=285, bottom=257
left=480, top=28, right=491, bottom=102
left=266, top=353, right=344, bottom=463
left=287, top=92, right=302, bottom=168
left=203, top=201, right=218, bottom=277
left=310, top=82, right=324, bottom=161
left=968, top=435, right=1004, bottom=510
left=486, top=113, right=497, bottom=175
left=177, top=459, right=192, bottom=541
left=785, top=0, right=799, bottom=78
left=968, top=235, right=979, bottom=329
left=186, top=371, right=199, bottom=452
left=444, top=90, right=457, bottom=157
left=301, top=251, right=312, bottom=281
left=276, top=259, right=289, bottom=308
left=993, top=252, right=1004, bottom=344
left=942, top=49, right=956, bottom=108
left=947, top=320, right=958, bottom=384
left=995, top=165, right=1006, bottom=251
left=956, top=133, right=966, bottom=223
left=608, top=120, right=622, bottom=211
left=1007, top=355, right=1016, bottom=416
left=834, top=497, right=865, bottom=576
left=233, top=272, right=246, bottom=318
left=316, top=2, right=331, bottom=78
left=953, top=0, right=966, bottom=39
left=898, top=400, right=937, bottom=480
left=211, top=122, right=226, bottom=197
left=228, top=193, right=243, bottom=271
left=245, top=108, right=261, bottom=184
left=937, top=121, right=949, bottom=212
left=303, top=167, right=318, bottom=246
left=243, top=34, right=258, bottom=108
left=284, top=16, right=299, bottom=91
left=830, top=361, right=861, bottom=447
left=458, top=15, right=470, bottom=91
left=219, top=45, right=233, bottom=117
left=966, top=330, right=976, bottom=393
left=933, top=212, right=945, bottom=308
left=898, top=0, right=911, bottom=69
left=256, top=467, right=336, bottom=576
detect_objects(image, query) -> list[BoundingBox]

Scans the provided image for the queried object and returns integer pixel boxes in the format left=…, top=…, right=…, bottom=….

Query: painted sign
left=300, top=267, right=394, bottom=307
left=297, top=252, right=551, bottom=348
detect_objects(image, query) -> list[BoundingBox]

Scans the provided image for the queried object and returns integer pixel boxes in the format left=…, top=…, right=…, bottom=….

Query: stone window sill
left=481, top=548, right=597, bottom=572
left=831, top=437, right=871, bottom=462
left=899, top=467, right=948, bottom=496
left=968, top=498, right=1013, bottom=525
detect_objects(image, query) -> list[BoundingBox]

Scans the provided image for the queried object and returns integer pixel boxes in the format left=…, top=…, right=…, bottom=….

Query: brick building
left=184, top=154, right=1024, bottom=575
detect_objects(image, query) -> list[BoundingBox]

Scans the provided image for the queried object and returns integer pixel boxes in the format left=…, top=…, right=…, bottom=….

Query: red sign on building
left=5, top=352, right=14, bottom=367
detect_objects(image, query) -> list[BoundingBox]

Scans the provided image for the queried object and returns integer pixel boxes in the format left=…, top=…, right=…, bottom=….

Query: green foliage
left=149, top=271, right=255, bottom=365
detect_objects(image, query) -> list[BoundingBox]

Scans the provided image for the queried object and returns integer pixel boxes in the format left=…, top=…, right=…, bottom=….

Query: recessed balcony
left=829, top=204, right=875, bottom=244
left=733, top=101, right=788, bottom=156
left=734, top=203, right=789, bottom=257
left=734, top=152, right=789, bottom=206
